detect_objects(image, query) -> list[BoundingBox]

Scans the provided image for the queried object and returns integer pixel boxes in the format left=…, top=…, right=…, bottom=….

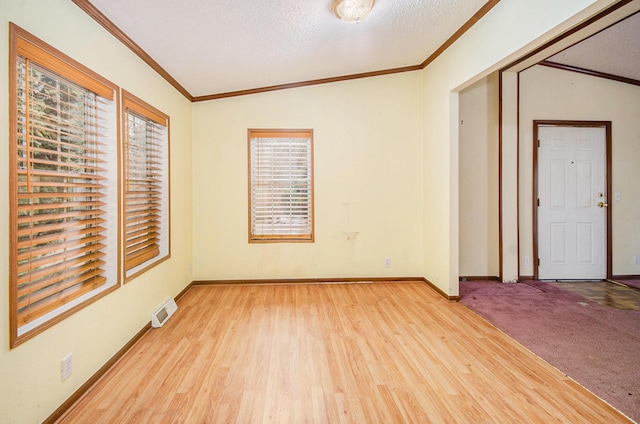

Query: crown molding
left=74, top=0, right=501, bottom=102
left=539, top=60, right=640, bottom=87
left=71, top=0, right=193, bottom=101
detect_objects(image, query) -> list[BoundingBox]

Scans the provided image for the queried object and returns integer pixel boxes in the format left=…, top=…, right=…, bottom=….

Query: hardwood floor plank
left=57, top=282, right=631, bottom=423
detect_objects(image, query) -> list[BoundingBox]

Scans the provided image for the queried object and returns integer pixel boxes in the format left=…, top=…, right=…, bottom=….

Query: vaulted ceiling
left=77, top=1, right=640, bottom=100
left=80, top=0, right=492, bottom=98
left=547, top=11, right=640, bottom=83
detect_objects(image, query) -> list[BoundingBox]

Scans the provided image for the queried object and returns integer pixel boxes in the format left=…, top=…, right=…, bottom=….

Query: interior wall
left=191, top=72, right=424, bottom=280
left=0, top=0, right=623, bottom=421
left=459, top=73, right=500, bottom=278
left=0, top=1, right=193, bottom=422
left=420, top=0, right=614, bottom=295
left=519, top=64, right=640, bottom=277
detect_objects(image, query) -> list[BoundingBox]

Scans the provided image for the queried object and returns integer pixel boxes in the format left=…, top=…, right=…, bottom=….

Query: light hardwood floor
left=58, top=282, right=630, bottom=423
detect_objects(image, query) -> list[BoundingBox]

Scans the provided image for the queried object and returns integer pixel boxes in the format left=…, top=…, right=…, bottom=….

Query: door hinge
left=538, top=139, right=540, bottom=148
left=537, top=258, right=540, bottom=266
left=537, top=198, right=540, bottom=207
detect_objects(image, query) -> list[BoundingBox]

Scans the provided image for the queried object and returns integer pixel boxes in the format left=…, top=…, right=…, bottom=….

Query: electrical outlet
left=635, top=256, right=640, bottom=265
left=524, top=256, right=531, bottom=266
left=61, top=354, right=72, bottom=381
left=384, top=258, right=391, bottom=268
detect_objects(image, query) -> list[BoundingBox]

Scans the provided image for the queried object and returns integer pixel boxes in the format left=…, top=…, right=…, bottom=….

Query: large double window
left=9, top=24, right=170, bottom=347
left=248, top=129, right=314, bottom=242
left=10, top=24, right=120, bottom=346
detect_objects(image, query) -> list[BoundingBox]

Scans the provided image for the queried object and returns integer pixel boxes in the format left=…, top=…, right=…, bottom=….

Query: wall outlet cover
left=61, top=354, right=72, bottom=381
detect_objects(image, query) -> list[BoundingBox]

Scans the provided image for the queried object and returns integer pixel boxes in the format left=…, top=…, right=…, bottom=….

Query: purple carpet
left=460, top=280, right=640, bottom=423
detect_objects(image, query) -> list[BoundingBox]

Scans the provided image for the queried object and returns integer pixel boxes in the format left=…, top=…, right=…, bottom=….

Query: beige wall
left=519, top=65, right=640, bottom=277
left=0, top=0, right=625, bottom=422
left=191, top=73, right=425, bottom=280
left=459, top=73, right=500, bottom=277
left=0, top=1, right=193, bottom=422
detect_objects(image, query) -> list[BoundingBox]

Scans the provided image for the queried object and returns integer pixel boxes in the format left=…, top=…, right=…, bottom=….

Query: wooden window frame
left=122, top=90, right=170, bottom=281
left=9, top=23, right=120, bottom=347
left=248, top=129, right=315, bottom=243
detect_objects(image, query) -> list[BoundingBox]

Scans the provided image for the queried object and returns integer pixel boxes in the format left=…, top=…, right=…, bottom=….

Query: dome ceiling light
left=332, top=0, right=375, bottom=23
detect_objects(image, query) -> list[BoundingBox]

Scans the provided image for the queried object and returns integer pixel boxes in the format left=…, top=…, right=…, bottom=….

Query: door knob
left=597, top=201, right=608, bottom=208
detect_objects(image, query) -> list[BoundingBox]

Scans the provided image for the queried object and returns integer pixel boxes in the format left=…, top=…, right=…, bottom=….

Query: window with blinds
left=123, top=91, right=170, bottom=280
left=10, top=24, right=119, bottom=347
left=248, top=129, right=314, bottom=242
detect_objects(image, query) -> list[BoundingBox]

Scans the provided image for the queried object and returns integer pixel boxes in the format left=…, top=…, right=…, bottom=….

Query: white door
left=537, top=125, right=607, bottom=280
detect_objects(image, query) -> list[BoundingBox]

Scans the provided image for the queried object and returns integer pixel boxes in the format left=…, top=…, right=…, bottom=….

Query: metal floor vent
left=151, top=298, right=178, bottom=328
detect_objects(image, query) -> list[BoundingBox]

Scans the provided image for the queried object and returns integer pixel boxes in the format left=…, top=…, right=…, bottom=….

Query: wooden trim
left=498, top=72, right=503, bottom=281
left=605, top=123, right=613, bottom=279
left=70, top=0, right=192, bottom=101
left=193, top=277, right=423, bottom=286
left=175, top=281, right=194, bottom=301
left=125, top=256, right=171, bottom=283
left=420, top=0, right=501, bottom=68
left=516, top=72, right=521, bottom=279
left=44, top=323, right=151, bottom=423
left=44, top=283, right=191, bottom=423
left=248, top=129, right=314, bottom=139
left=611, top=275, right=640, bottom=280
left=247, top=129, right=315, bottom=243
left=459, top=276, right=500, bottom=281
left=195, top=278, right=461, bottom=301
left=532, top=122, right=539, bottom=280
left=532, top=120, right=612, bottom=280
left=15, top=35, right=113, bottom=100
left=518, top=275, right=534, bottom=282
left=10, top=23, right=117, bottom=100
left=539, top=61, right=640, bottom=87
left=122, top=90, right=169, bottom=126
left=421, top=278, right=461, bottom=302
left=501, top=0, right=635, bottom=73
left=194, top=0, right=500, bottom=103
left=9, top=23, right=122, bottom=348
left=191, top=0, right=501, bottom=102
left=9, top=23, right=19, bottom=346
left=73, top=1, right=500, bottom=102
left=122, top=90, right=171, bottom=282
left=193, top=65, right=422, bottom=102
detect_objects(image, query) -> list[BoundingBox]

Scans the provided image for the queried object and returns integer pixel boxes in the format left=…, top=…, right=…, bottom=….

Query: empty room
left=1, top=0, right=639, bottom=423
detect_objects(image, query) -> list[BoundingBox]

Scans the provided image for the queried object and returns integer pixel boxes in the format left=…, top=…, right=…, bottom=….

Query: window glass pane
left=249, top=130, right=314, bottom=242
left=122, top=92, right=170, bottom=280
left=10, top=27, right=119, bottom=346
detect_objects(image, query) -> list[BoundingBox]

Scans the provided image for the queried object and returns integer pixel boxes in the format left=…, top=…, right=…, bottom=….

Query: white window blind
left=249, top=130, right=314, bottom=242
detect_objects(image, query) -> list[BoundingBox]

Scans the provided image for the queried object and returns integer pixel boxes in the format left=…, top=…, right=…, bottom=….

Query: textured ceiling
left=547, top=12, right=640, bottom=82
left=87, top=0, right=488, bottom=97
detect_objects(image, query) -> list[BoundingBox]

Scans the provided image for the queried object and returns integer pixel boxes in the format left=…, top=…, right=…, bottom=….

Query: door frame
left=532, top=120, right=612, bottom=280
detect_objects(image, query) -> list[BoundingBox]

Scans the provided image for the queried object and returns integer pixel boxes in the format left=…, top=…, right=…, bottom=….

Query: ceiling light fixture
left=332, top=0, right=375, bottom=23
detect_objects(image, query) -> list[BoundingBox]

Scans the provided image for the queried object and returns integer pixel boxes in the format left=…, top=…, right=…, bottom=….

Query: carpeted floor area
left=460, top=280, right=640, bottom=423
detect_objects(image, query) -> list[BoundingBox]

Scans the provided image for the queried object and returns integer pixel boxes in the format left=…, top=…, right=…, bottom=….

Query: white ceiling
left=87, top=0, right=488, bottom=97
left=547, top=12, right=640, bottom=82
left=83, top=1, right=640, bottom=99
